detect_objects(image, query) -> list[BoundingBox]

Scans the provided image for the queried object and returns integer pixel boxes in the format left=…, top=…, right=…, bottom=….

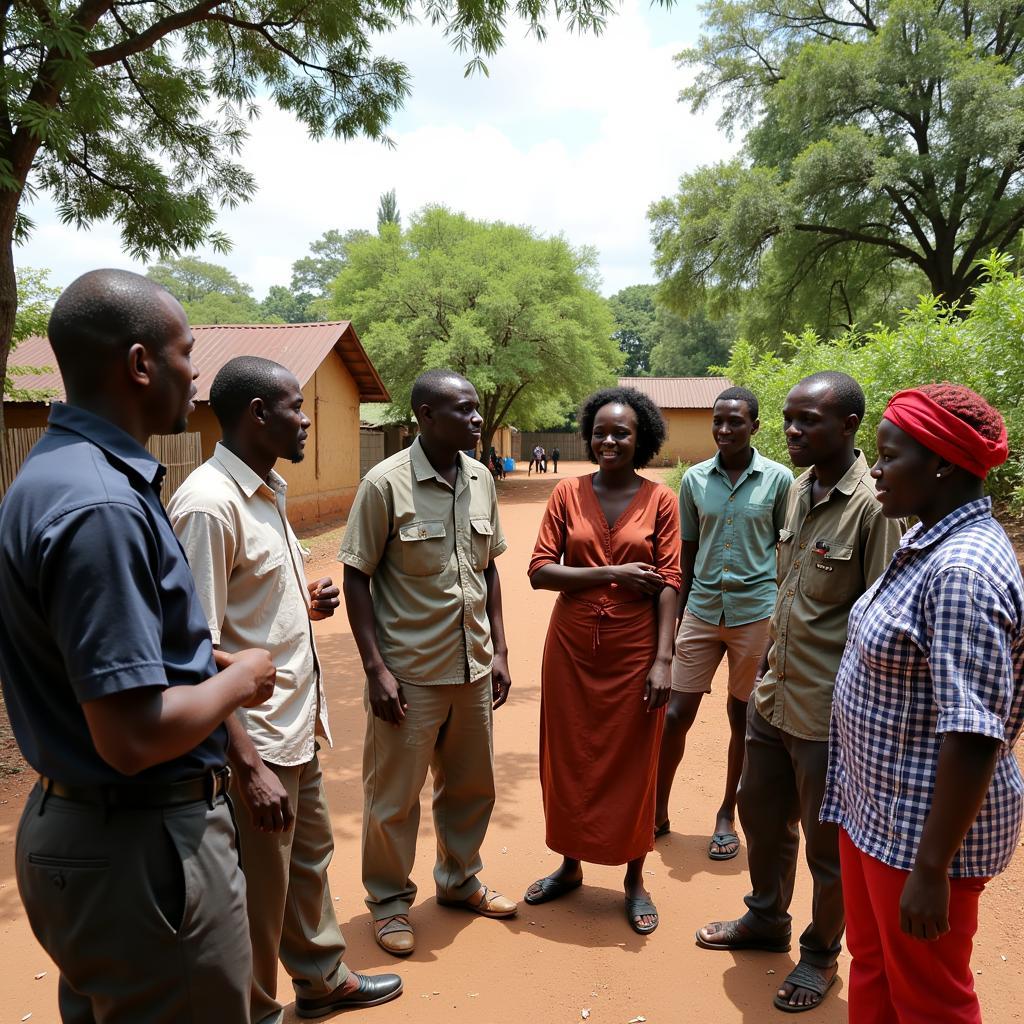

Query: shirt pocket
left=398, top=520, right=448, bottom=576
left=470, top=518, right=494, bottom=571
left=802, top=541, right=856, bottom=603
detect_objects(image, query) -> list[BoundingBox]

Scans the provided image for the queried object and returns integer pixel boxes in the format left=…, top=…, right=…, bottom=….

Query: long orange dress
left=528, top=474, right=681, bottom=865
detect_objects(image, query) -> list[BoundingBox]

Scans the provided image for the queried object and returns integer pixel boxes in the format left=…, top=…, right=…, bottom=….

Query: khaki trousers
left=16, top=783, right=251, bottom=1024
left=231, top=752, right=349, bottom=1024
left=362, top=675, right=495, bottom=920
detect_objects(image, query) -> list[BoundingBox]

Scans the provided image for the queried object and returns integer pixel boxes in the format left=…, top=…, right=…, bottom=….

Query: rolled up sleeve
left=928, top=568, right=1014, bottom=743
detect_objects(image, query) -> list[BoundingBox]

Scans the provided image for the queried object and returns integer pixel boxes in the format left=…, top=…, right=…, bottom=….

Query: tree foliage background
left=650, top=0, right=1024, bottom=341
left=5, top=267, right=58, bottom=400
left=327, top=205, right=619, bottom=451
left=715, top=253, right=1024, bottom=503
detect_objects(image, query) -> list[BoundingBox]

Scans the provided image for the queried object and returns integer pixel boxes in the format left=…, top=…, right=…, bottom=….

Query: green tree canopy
left=650, top=0, right=1024, bottom=339
left=377, top=189, right=401, bottom=233
left=0, top=0, right=632, bottom=430
left=146, top=256, right=266, bottom=323
left=649, top=307, right=735, bottom=376
left=327, top=205, right=619, bottom=452
left=608, top=284, right=657, bottom=375
left=287, top=228, right=372, bottom=320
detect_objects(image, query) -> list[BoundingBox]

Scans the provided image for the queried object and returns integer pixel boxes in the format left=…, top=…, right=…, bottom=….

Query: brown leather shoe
left=374, top=915, right=415, bottom=956
left=437, top=884, right=518, bottom=918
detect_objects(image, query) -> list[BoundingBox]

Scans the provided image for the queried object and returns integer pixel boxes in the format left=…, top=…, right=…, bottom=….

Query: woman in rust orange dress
left=525, top=387, right=681, bottom=934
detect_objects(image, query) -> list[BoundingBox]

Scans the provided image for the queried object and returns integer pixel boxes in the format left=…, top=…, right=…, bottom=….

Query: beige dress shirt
left=754, top=451, right=905, bottom=741
left=338, top=437, right=507, bottom=686
left=168, top=443, right=331, bottom=766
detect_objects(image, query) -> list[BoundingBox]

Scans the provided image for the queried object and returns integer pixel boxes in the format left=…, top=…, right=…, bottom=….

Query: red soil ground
left=0, top=462, right=1021, bottom=1022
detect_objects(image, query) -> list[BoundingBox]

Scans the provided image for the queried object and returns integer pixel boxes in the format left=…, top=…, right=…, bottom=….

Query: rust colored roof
left=7, top=321, right=390, bottom=404
left=618, top=376, right=732, bottom=409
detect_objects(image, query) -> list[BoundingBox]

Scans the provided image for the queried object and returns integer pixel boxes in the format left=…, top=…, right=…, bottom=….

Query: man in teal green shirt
left=655, top=386, right=792, bottom=859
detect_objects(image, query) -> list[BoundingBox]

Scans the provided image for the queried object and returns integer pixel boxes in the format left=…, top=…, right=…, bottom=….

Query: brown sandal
left=374, top=914, right=415, bottom=956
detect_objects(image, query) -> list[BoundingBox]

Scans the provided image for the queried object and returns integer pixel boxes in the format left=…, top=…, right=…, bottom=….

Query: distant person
left=696, top=371, right=904, bottom=1014
left=529, top=444, right=544, bottom=476
left=655, top=386, right=792, bottom=860
left=489, top=444, right=505, bottom=480
left=551, top=446, right=560, bottom=473
left=169, top=356, right=402, bottom=1020
left=340, top=369, right=517, bottom=958
left=540, top=446, right=548, bottom=472
left=525, top=387, right=680, bottom=934
left=823, top=384, right=1022, bottom=1024
left=0, top=269, right=276, bottom=1022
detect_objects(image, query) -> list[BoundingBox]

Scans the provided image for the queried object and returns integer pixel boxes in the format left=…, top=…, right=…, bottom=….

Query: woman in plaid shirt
left=822, top=384, right=1023, bottom=1024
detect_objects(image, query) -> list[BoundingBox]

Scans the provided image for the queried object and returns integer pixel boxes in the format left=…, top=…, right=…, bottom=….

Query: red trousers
left=840, top=829, right=987, bottom=1024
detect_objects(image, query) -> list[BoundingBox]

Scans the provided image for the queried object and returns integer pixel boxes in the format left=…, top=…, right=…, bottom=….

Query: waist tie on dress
left=563, top=592, right=641, bottom=653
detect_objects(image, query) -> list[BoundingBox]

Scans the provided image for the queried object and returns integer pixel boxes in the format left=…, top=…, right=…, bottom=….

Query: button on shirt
left=680, top=448, right=793, bottom=626
left=0, top=404, right=225, bottom=785
left=338, top=437, right=507, bottom=686
left=754, top=451, right=905, bottom=741
left=822, top=499, right=1024, bottom=877
left=168, top=443, right=331, bottom=767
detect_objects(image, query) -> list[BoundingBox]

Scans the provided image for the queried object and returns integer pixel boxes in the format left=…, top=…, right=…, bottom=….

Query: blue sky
left=17, top=1, right=735, bottom=300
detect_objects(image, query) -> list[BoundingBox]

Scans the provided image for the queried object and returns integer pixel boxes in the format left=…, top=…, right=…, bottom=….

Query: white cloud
left=16, top=1, right=737, bottom=299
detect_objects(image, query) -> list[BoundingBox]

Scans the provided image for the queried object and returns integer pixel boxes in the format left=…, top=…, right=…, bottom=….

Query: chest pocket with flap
left=470, top=518, right=494, bottom=570
left=802, top=540, right=856, bottom=603
left=398, top=520, right=448, bottom=576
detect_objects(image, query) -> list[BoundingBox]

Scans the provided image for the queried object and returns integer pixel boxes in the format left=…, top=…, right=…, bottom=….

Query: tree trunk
left=480, top=423, right=496, bottom=462
left=0, top=228, right=18, bottom=435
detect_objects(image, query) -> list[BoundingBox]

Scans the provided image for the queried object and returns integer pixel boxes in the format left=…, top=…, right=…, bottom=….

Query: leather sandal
left=374, top=914, right=415, bottom=956
left=437, top=884, right=518, bottom=918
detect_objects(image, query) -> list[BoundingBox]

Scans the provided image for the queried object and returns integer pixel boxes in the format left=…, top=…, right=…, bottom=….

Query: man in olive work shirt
left=697, top=371, right=904, bottom=1015
left=340, top=368, right=516, bottom=958
left=0, top=270, right=275, bottom=1022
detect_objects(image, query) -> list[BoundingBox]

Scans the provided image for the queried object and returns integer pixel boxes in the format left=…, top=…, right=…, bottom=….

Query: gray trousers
left=16, top=782, right=251, bottom=1023
left=738, top=703, right=844, bottom=969
left=231, top=753, right=348, bottom=1024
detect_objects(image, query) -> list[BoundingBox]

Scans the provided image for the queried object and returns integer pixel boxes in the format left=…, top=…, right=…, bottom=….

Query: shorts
left=671, top=610, right=771, bottom=700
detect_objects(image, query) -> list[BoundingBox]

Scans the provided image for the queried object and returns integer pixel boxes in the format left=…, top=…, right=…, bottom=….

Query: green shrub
left=714, top=253, right=1024, bottom=504
left=662, top=460, right=691, bottom=494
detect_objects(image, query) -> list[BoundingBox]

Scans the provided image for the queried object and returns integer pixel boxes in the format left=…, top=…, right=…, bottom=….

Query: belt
left=39, top=766, right=231, bottom=809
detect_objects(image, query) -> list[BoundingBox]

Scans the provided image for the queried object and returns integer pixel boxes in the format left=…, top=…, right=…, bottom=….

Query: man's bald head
left=48, top=269, right=186, bottom=398
left=410, top=368, right=472, bottom=417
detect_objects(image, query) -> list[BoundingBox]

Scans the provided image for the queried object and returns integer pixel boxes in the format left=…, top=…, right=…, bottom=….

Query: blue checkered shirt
left=822, top=498, right=1024, bottom=877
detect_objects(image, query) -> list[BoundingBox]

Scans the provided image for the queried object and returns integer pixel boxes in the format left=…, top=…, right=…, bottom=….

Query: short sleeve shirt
left=822, top=499, right=1024, bottom=877
left=0, top=404, right=225, bottom=785
left=338, top=437, right=507, bottom=685
left=168, top=443, right=332, bottom=767
left=754, top=452, right=905, bottom=741
left=680, top=448, right=793, bottom=626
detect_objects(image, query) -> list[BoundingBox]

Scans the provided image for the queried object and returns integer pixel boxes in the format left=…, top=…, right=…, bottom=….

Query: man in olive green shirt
left=339, top=369, right=516, bottom=958
left=697, top=372, right=904, bottom=1015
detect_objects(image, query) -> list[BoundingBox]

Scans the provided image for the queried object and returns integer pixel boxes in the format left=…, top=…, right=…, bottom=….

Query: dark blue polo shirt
left=0, top=404, right=227, bottom=784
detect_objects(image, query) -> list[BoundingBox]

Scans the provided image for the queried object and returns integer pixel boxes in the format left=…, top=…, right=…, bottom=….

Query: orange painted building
left=5, top=322, right=389, bottom=523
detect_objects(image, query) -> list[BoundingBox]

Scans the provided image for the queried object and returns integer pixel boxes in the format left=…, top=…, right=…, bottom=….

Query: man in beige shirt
left=697, top=371, right=904, bottom=1015
left=339, top=368, right=516, bottom=957
left=169, top=356, right=401, bottom=1021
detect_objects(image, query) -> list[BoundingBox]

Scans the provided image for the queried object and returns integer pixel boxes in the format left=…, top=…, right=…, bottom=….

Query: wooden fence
left=1, top=428, right=202, bottom=502
left=518, top=431, right=587, bottom=461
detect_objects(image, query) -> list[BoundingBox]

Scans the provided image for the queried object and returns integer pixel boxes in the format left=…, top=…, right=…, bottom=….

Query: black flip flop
left=772, top=962, right=838, bottom=1013
left=523, top=874, right=583, bottom=905
left=654, top=819, right=671, bottom=838
left=708, top=830, right=740, bottom=860
left=625, top=895, right=659, bottom=935
left=695, top=920, right=791, bottom=953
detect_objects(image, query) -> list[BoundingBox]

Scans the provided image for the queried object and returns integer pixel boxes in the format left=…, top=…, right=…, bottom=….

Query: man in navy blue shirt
left=0, top=269, right=276, bottom=1023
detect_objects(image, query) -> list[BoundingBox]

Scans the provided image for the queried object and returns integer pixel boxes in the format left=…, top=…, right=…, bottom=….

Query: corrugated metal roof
left=618, top=376, right=733, bottom=409
left=7, top=321, right=390, bottom=404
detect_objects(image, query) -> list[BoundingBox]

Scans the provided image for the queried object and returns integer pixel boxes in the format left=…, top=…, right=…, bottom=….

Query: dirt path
left=1, top=462, right=1022, bottom=1023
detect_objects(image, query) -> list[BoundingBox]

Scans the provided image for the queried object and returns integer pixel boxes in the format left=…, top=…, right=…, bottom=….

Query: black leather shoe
left=295, top=973, right=403, bottom=1017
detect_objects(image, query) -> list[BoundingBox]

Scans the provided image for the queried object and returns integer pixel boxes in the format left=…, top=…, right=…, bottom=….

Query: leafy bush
left=714, top=253, right=1024, bottom=504
left=662, top=460, right=691, bottom=494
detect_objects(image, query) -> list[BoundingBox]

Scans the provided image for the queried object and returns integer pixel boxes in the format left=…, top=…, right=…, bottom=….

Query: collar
left=409, top=436, right=479, bottom=486
left=899, top=497, right=993, bottom=554
left=713, top=446, right=765, bottom=480
left=800, top=449, right=868, bottom=497
left=211, top=442, right=286, bottom=499
left=47, top=403, right=163, bottom=486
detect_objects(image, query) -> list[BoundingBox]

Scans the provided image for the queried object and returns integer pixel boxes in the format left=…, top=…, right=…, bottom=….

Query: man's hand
left=308, top=577, right=340, bottom=621
left=214, top=647, right=276, bottom=707
left=900, top=864, right=950, bottom=941
left=368, top=665, right=407, bottom=726
left=491, top=651, right=512, bottom=709
left=238, top=759, right=294, bottom=833
left=643, top=657, right=672, bottom=711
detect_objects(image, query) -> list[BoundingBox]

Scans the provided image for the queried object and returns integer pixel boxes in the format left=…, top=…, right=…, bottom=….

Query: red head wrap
left=882, top=388, right=1008, bottom=479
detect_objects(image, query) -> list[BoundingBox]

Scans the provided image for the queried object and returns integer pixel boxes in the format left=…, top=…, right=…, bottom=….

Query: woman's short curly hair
left=917, top=383, right=1004, bottom=442
left=578, top=386, right=667, bottom=469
